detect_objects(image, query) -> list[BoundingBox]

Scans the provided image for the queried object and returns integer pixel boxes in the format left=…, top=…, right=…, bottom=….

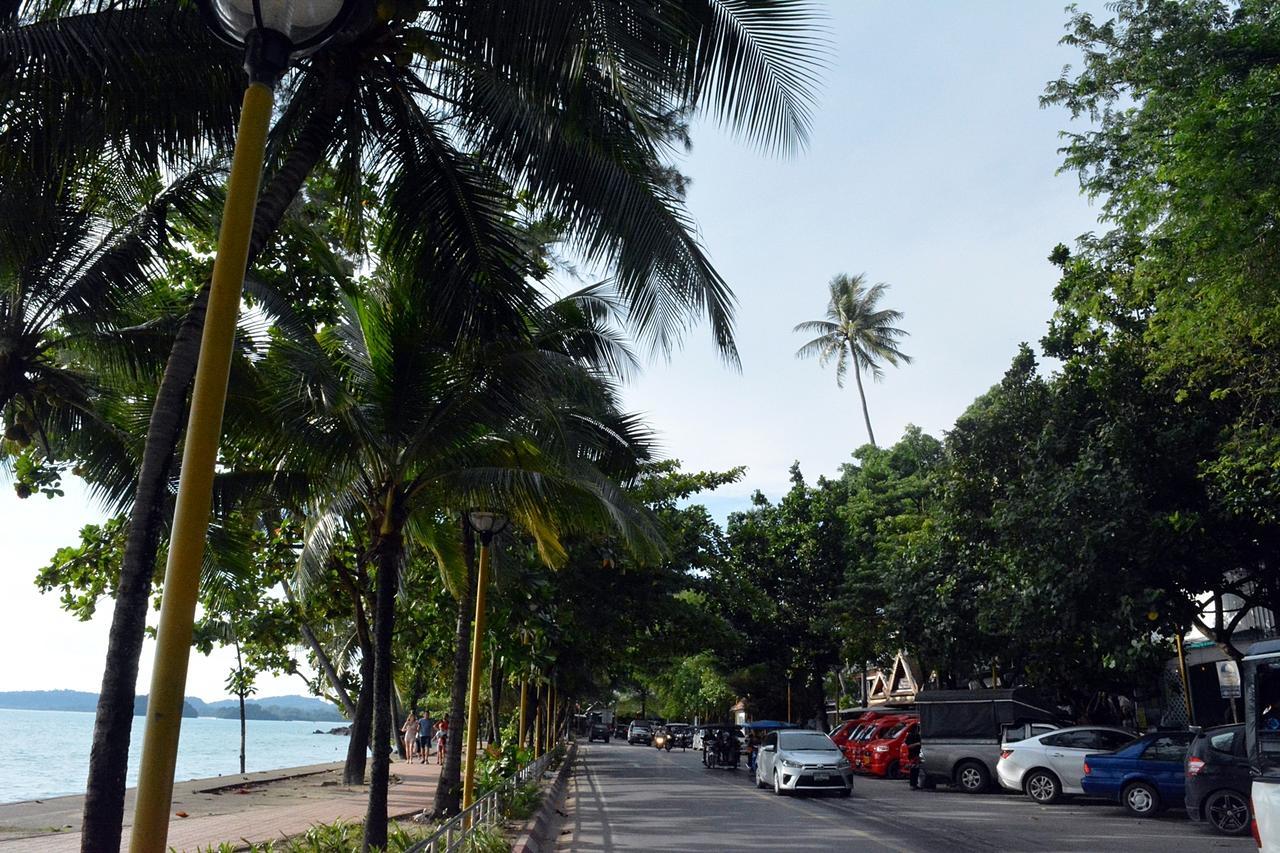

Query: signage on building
left=1217, top=660, right=1242, bottom=699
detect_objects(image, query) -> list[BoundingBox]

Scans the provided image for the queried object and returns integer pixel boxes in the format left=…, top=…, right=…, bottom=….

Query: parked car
left=627, top=720, right=654, bottom=745
left=900, top=723, right=921, bottom=781
left=995, top=725, right=1135, bottom=804
left=847, top=715, right=914, bottom=773
left=916, top=688, right=1063, bottom=794
left=1185, top=724, right=1252, bottom=836
left=860, top=718, right=919, bottom=779
left=588, top=716, right=612, bottom=743
left=830, top=710, right=905, bottom=750
left=754, top=729, right=853, bottom=796
left=1243, top=639, right=1280, bottom=851
left=1081, top=730, right=1194, bottom=816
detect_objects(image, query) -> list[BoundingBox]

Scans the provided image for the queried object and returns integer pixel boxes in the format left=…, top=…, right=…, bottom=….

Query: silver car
left=754, top=729, right=852, bottom=796
left=996, top=725, right=1135, bottom=803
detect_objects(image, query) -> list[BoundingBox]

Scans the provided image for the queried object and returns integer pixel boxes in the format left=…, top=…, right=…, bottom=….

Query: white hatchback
left=996, top=725, right=1135, bottom=804
left=755, top=729, right=853, bottom=796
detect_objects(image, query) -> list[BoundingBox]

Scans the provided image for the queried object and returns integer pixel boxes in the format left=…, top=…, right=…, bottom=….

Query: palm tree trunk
left=852, top=355, right=877, bottom=447
left=489, top=653, right=503, bottom=746
left=79, top=67, right=356, bottom=852
left=431, top=521, right=475, bottom=818
left=282, top=579, right=358, bottom=719
left=79, top=284, right=205, bottom=853
left=362, top=528, right=402, bottom=852
left=344, top=649, right=375, bottom=786
left=344, top=581, right=376, bottom=786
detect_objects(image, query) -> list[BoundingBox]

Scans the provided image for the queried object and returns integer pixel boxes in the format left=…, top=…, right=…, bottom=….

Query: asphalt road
left=554, top=740, right=1254, bottom=852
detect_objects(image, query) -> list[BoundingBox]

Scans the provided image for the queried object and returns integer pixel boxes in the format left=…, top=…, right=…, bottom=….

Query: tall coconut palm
left=259, top=277, right=658, bottom=848
left=1, top=4, right=823, bottom=841
left=794, top=273, right=911, bottom=447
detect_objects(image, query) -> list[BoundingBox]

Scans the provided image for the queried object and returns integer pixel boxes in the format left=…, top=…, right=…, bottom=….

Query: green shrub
left=197, top=819, right=427, bottom=852
left=461, top=824, right=509, bottom=853
left=503, top=781, right=543, bottom=821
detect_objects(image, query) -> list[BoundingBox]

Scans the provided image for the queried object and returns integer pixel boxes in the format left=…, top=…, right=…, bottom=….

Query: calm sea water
left=0, top=708, right=350, bottom=804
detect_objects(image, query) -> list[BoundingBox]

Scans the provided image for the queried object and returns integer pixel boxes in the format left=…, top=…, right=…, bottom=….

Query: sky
left=0, top=0, right=1108, bottom=702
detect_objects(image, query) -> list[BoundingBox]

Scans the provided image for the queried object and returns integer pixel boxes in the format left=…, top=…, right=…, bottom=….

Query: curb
left=512, top=741, right=577, bottom=853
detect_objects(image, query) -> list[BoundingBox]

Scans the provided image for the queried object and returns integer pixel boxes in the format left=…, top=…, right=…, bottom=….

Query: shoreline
left=0, top=758, right=441, bottom=851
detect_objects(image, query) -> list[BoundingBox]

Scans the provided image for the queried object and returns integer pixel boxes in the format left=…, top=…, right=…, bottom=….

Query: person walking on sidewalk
left=401, top=713, right=420, bottom=763
left=434, top=716, right=449, bottom=764
left=416, top=710, right=433, bottom=763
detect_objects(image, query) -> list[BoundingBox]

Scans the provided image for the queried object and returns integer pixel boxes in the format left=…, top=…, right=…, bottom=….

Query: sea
left=0, top=708, right=351, bottom=804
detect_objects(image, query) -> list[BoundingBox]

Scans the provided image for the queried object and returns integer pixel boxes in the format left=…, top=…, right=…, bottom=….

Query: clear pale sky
left=0, top=1, right=1107, bottom=701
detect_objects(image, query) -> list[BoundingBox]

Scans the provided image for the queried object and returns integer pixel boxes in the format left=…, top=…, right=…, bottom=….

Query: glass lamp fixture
left=468, top=510, right=510, bottom=543
left=197, top=0, right=358, bottom=83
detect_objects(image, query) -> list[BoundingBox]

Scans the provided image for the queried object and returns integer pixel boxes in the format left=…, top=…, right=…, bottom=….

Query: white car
left=754, top=729, right=853, bottom=796
left=996, top=725, right=1135, bottom=804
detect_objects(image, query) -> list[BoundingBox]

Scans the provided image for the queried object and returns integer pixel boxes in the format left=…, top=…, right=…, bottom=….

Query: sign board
left=1217, top=660, right=1242, bottom=699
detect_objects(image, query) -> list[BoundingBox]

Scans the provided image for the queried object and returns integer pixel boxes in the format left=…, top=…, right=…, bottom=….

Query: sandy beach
left=0, top=759, right=442, bottom=851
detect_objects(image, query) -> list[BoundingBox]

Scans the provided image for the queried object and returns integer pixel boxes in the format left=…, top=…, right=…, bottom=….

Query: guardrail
left=405, top=748, right=557, bottom=853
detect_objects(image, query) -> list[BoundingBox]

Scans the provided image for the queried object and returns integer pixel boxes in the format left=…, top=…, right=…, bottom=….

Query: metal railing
left=406, top=749, right=556, bottom=853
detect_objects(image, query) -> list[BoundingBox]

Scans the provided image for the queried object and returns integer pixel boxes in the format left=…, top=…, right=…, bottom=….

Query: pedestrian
left=416, top=709, right=433, bottom=763
left=435, top=715, right=449, bottom=764
left=401, top=713, right=419, bottom=763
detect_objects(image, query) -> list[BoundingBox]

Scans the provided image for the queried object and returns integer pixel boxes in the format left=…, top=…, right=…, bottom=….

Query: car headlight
left=780, top=758, right=802, bottom=769
left=873, top=745, right=890, bottom=753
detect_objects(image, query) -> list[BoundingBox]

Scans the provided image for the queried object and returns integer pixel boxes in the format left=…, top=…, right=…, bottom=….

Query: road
left=554, top=740, right=1253, bottom=852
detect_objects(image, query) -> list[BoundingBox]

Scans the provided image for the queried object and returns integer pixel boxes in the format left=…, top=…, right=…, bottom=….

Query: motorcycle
left=653, top=728, right=674, bottom=751
left=701, top=727, right=740, bottom=769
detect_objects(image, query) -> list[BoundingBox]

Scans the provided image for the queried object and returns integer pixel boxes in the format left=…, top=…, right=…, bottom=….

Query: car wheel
left=1122, top=781, right=1161, bottom=817
left=955, top=761, right=991, bottom=794
left=756, top=768, right=767, bottom=789
left=884, top=761, right=899, bottom=779
left=773, top=770, right=787, bottom=796
left=1205, top=789, right=1251, bottom=836
left=1024, top=770, right=1061, bottom=805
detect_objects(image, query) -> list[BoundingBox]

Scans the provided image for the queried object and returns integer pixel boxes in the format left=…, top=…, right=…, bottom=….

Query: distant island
left=0, top=690, right=346, bottom=722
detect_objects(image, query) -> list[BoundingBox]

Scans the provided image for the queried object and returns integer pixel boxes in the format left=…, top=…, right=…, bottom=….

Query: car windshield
left=884, top=723, right=907, bottom=738
left=779, top=731, right=838, bottom=752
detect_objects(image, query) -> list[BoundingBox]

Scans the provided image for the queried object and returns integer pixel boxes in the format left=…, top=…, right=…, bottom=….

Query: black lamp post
left=129, top=3, right=357, bottom=851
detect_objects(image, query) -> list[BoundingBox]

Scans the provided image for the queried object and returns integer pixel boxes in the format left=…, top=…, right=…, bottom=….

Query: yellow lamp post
left=129, top=3, right=356, bottom=851
left=461, top=510, right=509, bottom=812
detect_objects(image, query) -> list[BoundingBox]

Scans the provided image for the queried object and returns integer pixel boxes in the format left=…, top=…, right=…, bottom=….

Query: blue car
left=1080, top=730, right=1194, bottom=816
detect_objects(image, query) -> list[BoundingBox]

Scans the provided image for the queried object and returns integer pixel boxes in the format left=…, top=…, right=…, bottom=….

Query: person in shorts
left=416, top=710, right=433, bottom=763
left=435, top=716, right=449, bottom=764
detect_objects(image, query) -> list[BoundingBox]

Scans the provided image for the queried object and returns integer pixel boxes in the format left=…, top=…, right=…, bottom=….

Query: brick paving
left=0, top=758, right=442, bottom=852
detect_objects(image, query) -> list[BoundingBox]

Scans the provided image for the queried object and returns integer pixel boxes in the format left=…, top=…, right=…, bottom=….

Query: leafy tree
left=0, top=5, right=826, bottom=842
left=793, top=273, right=911, bottom=446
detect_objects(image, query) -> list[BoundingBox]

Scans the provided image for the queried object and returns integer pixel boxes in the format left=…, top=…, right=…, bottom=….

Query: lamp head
left=468, top=510, right=510, bottom=544
left=198, top=0, right=358, bottom=84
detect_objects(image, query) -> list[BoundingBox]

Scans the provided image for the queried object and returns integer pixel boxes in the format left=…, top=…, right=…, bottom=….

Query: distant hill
left=211, top=701, right=345, bottom=722
left=0, top=691, right=342, bottom=721
left=0, top=691, right=199, bottom=717
left=0, top=690, right=99, bottom=712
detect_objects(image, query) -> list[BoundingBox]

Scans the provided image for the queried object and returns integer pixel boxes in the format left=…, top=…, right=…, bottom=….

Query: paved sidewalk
left=0, top=758, right=443, bottom=852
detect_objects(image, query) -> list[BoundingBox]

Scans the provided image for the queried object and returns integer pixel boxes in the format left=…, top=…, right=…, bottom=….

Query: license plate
left=813, top=773, right=830, bottom=781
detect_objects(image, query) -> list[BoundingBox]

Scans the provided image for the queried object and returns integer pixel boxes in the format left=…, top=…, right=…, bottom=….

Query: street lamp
left=129, top=3, right=356, bottom=851
left=462, top=509, right=509, bottom=813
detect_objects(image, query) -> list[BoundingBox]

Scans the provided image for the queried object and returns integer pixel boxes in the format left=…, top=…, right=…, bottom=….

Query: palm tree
left=794, top=273, right=911, bottom=447
left=259, top=275, right=658, bottom=848
left=1, top=6, right=824, bottom=842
